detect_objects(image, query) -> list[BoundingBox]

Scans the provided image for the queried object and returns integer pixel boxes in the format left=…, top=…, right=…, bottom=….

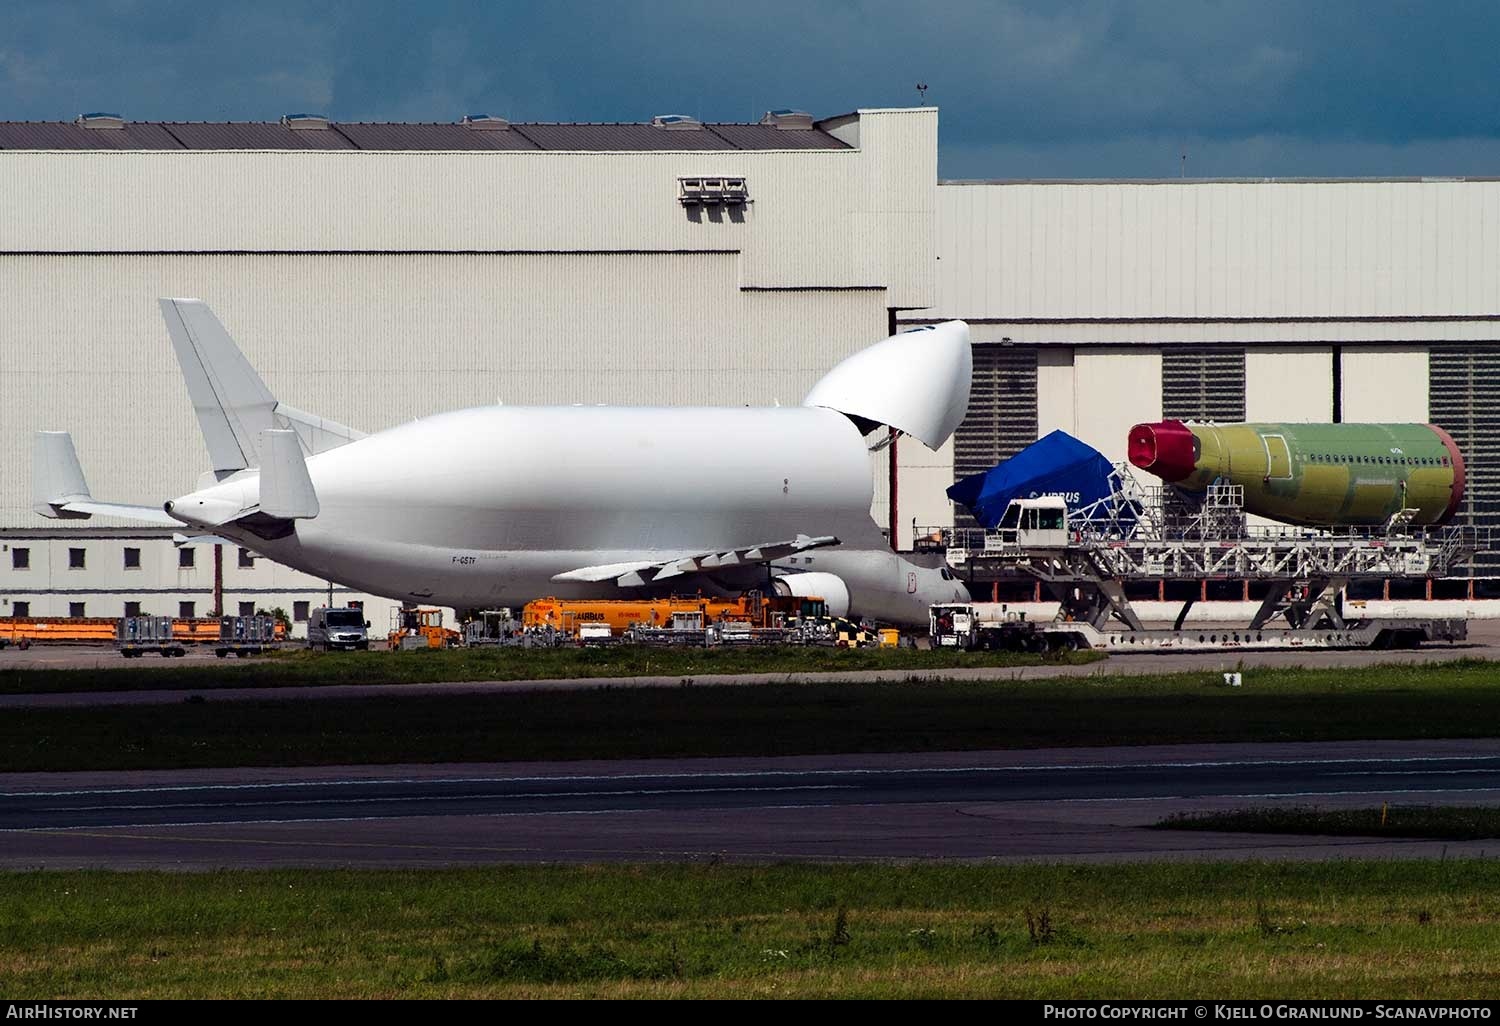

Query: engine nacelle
left=772, top=572, right=850, bottom=618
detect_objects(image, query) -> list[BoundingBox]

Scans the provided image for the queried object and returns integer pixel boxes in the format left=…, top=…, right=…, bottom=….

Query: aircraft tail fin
left=160, top=299, right=278, bottom=475
left=159, top=299, right=366, bottom=476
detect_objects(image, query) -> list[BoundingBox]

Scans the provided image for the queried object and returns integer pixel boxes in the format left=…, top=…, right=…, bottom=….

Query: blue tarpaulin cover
left=947, top=430, right=1121, bottom=528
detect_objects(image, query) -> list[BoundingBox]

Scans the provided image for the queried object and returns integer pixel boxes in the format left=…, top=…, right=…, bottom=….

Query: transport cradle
left=924, top=468, right=1481, bottom=653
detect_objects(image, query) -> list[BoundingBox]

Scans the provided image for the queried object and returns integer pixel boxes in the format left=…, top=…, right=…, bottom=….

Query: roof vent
left=75, top=113, right=125, bottom=130
left=760, top=109, right=814, bottom=130
left=652, top=114, right=702, bottom=131
left=280, top=113, right=331, bottom=130
left=462, top=114, right=510, bottom=131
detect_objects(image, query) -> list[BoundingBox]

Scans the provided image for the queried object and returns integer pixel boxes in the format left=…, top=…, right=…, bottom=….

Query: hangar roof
left=0, top=119, right=850, bottom=152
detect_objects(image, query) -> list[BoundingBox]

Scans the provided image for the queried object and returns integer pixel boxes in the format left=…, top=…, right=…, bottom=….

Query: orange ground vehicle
left=172, top=618, right=223, bottom=643
left=388, top=607, right=462, bottom=649
left=0, top=616, right=118, bottom=649
left=521, top=593, right=827, bottom=637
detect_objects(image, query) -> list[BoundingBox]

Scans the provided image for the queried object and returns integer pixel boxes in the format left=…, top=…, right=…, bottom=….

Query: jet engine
left=772, top=572, right=850, bottom=617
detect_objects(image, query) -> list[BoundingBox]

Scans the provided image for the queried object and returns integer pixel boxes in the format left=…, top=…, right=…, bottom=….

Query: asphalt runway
left=6, top=739, right=1500, bottom=868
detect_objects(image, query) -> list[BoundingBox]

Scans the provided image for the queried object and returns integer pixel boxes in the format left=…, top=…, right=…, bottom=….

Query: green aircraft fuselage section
left=1127, top=421, right=1466, bottom=528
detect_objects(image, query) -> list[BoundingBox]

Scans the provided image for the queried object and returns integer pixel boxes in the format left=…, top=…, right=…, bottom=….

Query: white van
left=306, top=606, right=370, bottom=651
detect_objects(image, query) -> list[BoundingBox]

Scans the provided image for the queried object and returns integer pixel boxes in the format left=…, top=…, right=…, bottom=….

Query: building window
left=238, top=601, right=256, bottom=617
left=179, top=601, right=196, bottom=619
left=69, top=548, right=85, bottom=569
left=124, top=601, right=141, bottom=617
left=179, top=547, right=195, bottom=569
left=11, top=548, right=29, bottom=570
left=123, top=547, right=141, bottom=569
left=13, top=601, right=29, bottom=617
left=69, top=602, right=85, bottom=618
left=238, top=548, right=255, bottom=568
left=293, top=601, right=310, bottom=622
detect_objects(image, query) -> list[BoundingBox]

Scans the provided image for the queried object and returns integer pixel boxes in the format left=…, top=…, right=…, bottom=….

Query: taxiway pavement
left=5, top=739, right=1500, bottom=868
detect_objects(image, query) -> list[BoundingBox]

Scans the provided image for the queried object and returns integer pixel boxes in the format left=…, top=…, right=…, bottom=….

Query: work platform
left=918, top=473, right=1484, bottom=644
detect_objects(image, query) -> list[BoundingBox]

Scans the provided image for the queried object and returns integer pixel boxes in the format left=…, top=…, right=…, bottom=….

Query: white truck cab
left=996, top=496, right=1071, bottom=549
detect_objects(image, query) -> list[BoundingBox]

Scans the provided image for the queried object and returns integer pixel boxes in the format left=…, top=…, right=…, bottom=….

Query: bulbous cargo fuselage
left=175, top=404, right=969, bottom=625
left=1128, top=420, right=1465, bottom=527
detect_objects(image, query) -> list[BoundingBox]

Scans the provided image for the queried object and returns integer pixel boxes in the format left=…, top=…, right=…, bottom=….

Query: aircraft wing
left=552, top=534, right=840, bottom=587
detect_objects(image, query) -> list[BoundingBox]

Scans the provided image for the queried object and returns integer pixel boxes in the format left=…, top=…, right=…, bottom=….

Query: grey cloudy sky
left=5, top=1, right=1499, bottom=179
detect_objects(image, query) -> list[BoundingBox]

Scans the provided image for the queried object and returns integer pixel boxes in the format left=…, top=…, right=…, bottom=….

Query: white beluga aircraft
left=34, top=301, right=972, bottom=625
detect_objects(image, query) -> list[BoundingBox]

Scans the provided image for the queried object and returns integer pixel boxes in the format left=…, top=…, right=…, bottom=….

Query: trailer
left=118, top=616, right=185, bottom=658
left=214, top=615, right=282, bottom=658
left=925, top=472, right=1476, bottom=653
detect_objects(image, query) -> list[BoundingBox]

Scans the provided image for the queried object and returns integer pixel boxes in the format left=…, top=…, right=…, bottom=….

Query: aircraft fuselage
left=174, top=405, right=969, bottom=625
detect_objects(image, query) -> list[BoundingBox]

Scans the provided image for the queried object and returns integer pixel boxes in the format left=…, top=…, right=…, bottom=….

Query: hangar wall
left=0, top=108, right=941, bottom=626
left=907, top=177, right=1500, bottom=569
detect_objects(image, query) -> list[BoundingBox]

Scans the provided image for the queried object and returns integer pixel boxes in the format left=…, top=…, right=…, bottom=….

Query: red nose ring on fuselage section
left=1127, top=420, right=1197, bottom=482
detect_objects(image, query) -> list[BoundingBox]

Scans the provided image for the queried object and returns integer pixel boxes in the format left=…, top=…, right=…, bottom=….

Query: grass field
left=1156, top=806, right=1500, bottom=841
left=0, top=644, right=1100, bottom=695
left=7, top=659, right=1500, bottom=772
left=4, top=862, right=1500, bottom=998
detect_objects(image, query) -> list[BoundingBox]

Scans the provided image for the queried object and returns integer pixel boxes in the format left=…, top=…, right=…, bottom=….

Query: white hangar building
left=902, top=176, right=1500, bottom=587
left=5, top=106, right=1500, bottom=629
left=0, top=108, right=940, bottom=630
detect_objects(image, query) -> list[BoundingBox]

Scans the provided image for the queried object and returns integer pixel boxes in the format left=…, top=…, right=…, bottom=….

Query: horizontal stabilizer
left=553, top=534, right=839, bottom=588
left=257, top=429, right=319, bottom=519
left=273, top=403, right=366, bottom=456
left=32, top=431, right=181, bottom=526
left=172, top=532, right=237, bottom=548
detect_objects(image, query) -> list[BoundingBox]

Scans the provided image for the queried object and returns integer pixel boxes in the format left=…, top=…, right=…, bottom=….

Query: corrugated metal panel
left=509, top=123, right=739, bottom=151
left=0, top=120, right=849, bottom=153
left=854, top=110, right=937, bottom=310
left=0, top=252, right=887, bottom=525
left=706, top=125, right=848, bottom=150
left=1430, top=345, right=1500, bottom=573
left=935, top=180, right=1500, bottom=321
left=0, top=149, right=882, bottom=291
left=937, top=319, right=1500, bottom=345
left=0, top=110, right=937, bottom=294
left=1161, top=347, right=1246, bottom=421
left=1341, top=346, right=1429, bottom=422
left=0, top=122, right=184, bottom=150
left=161, top=123, right=359, bottom=150
left=336, top=123, right=540, bottom=151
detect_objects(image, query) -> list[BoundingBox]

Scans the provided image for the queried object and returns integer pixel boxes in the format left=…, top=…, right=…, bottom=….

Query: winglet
left=32, top=431, right=182, bottom=526
left=257, top=429, right=319, bottom=519
left=32, top=431, right=91, bottom=519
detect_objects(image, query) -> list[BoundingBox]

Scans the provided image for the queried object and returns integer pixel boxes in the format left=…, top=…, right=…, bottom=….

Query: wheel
left=215, top=649, right=228, bottom=659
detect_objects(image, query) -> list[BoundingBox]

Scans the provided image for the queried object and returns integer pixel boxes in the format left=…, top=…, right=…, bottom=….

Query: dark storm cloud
left=4, top=1, right=1497, bottom=177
